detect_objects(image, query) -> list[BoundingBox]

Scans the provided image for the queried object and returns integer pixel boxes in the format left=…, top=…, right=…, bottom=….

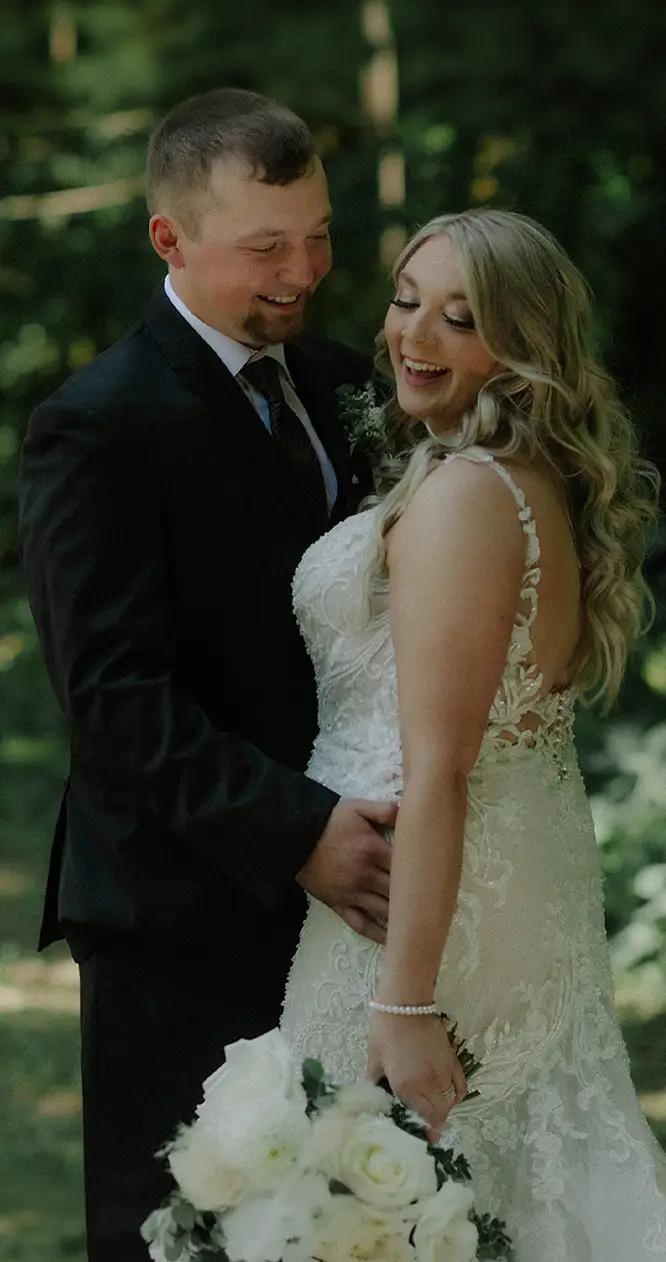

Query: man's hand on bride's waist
left=295, top=798, right=397, bottom=945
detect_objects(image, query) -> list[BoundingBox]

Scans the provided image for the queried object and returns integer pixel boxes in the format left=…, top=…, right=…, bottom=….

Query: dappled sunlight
left=640, top=1090, right=666, bottom=1124
left=0, top=954, right=78, bottom=1014
left=0, top=1209, right=44, bottom=1238
left=0, top=631, right=24, bottom=669
left=0, top=863, right=32, bottom=897
left=0, top=734, right=63, bottom=765
left=35, top=1087, right=81, bottom=1119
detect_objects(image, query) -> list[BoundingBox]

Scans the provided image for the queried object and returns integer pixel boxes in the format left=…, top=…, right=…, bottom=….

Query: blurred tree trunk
left=49, top=4, right=77, bottom=63
left=359, top=0, right=406, bottom=267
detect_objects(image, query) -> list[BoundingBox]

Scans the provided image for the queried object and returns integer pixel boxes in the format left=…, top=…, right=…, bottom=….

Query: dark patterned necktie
left=240, top=356, right=328, bottom=527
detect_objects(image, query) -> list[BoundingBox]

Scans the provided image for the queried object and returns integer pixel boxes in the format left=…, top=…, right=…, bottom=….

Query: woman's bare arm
left=367, top=456, right=526, bottom=1134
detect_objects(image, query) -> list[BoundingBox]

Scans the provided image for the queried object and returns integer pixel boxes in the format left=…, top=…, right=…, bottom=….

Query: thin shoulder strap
left=446, top=447, right=542, bottom=629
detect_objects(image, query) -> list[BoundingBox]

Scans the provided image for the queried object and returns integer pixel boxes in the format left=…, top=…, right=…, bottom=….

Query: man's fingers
left=356, top=798, right=399, bottom=829
left=363, top=829, right=393, bottom=875
left=353, top=891, right=390, bottom=922
left=365, top=867, right=391, bottom=899
left=358, top=918, right=387, bottom=946
left=368, top=842, right=393, bottom=876
left=338, top=905, right=387, bottom=945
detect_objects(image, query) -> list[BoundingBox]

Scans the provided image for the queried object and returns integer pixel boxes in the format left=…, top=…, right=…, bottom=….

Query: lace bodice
left=282, top=448, right=666, bottom=1259
left=293, top=446, right=575, bottom=796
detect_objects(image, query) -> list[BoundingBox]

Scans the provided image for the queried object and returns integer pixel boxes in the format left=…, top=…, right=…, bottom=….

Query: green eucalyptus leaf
left=164, top=1237, right=185, bottom=1262
left=302, top=1057, right=325, bottom=1082
left=172, top=1199, right=197, bottom=1230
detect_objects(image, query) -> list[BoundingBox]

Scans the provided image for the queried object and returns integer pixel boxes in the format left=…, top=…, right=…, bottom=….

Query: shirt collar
left=164, top=275, right=293, bottom=385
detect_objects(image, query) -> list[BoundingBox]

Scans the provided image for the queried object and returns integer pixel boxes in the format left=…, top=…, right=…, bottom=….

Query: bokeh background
left=1, top=2, right=665, bottom=1258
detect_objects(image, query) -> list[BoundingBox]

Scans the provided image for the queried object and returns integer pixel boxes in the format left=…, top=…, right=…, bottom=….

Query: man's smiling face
left=151, top=155, right=333, bottom=347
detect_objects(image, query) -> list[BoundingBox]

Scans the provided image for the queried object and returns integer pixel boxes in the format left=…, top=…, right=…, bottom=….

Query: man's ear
left=149, top=213, right=186, bottom=268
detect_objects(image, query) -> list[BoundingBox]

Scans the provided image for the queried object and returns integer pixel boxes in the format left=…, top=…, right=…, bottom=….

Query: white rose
left=167, top=1123, right=247, bottom=1211
left=309, top=1108, right=437, bottom=1210
left=197, top=1028, right=310, bottom=1193
left=223, top=1173, right=330, bottom=1262
left=411, top=1183, right=478, bottom=1262
left=313, top=1196, right=412, bottom=1262
left=201, top=1028, right=301, bottom=1108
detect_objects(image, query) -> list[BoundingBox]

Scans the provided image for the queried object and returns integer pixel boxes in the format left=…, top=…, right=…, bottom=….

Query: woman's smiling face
left=384, top=234, right=501, bottom=434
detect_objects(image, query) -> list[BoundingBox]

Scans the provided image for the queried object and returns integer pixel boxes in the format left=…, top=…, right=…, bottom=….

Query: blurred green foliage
left=0, top=2, right=665, bottom=1254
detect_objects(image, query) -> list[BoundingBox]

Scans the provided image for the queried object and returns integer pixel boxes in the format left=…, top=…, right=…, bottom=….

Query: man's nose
left=278, top=245, right=317, bottom=289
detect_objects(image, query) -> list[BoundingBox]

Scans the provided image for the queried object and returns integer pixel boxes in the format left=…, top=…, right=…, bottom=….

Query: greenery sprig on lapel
left=336, top=381, right=388, bottom=455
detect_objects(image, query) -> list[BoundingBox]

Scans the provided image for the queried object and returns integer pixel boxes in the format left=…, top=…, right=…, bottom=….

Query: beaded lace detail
left=451, top=449, right=577, bottom=779
left=281, top=447, right=666, bottom=1259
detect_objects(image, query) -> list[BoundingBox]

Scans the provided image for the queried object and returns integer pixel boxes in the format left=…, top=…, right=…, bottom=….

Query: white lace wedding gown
left=281, top=448, right=666, bottom=1260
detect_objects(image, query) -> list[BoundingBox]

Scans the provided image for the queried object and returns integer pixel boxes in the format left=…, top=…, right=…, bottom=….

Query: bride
left=280, top=209, right=666, bottom=1258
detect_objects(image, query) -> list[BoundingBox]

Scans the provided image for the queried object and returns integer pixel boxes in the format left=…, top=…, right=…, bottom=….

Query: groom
left=19, top=89, right=395, bottom=1260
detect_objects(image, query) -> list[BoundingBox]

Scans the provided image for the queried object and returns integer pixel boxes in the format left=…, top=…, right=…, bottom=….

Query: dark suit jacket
left=19, top=288, right=373, bottom=984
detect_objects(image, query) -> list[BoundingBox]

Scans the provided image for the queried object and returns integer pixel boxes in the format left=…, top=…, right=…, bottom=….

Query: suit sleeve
left=19, top=401, right=338, bottom=906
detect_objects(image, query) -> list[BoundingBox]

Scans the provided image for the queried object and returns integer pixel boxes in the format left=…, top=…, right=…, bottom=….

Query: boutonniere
left=336, top=380, right=387, bottom=455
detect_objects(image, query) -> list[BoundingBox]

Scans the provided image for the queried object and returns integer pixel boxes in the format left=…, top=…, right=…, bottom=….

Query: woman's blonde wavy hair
left=371, top=209, right=659, bottom=711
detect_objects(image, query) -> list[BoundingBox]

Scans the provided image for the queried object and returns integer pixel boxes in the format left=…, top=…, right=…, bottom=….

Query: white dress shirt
left=164, top=276, right=338, bottom=511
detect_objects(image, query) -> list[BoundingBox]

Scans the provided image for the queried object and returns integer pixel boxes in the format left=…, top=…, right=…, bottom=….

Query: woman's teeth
left=403, top=356, right=448, bottom=381
left=259, top=295, right=300, bottom=305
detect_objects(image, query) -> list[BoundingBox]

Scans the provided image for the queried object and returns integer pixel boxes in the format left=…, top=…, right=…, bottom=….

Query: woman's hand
left=366, top=1012, right=468, bottom=1143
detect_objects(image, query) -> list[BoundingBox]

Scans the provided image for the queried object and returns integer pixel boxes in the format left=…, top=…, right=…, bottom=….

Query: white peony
left=167, top=1124, right=248, bottom=1211
left=308, top=1108, right=437, bottom=1210
left=196, top=1028, right=310, bottom=1194
left=334, top=1080, right=393, bottom=1117
left=411, top=1182, right=478, bottom=1262
left=222, top=1196, right=291, bottom=1262
left=312, top=1196, right=412, bottom=1262
left=222, top=1172, right=330, bottom=1262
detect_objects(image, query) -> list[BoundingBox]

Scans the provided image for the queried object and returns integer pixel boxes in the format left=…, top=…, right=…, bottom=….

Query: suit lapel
left=144, top=290, right=325, bottom=537
left=144, top=289, right=360, bottom=534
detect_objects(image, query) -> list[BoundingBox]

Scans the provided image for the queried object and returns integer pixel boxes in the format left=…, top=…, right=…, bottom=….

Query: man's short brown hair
left=146, top=87, right=317, bottom=234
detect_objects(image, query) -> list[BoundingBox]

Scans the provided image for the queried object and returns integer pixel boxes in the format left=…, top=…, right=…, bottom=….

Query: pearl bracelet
left=369, top=1000, right=438, bottom=1016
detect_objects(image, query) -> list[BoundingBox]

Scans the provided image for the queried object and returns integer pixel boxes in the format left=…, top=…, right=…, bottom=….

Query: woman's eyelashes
left=390, top=297, right=475, bottom=331
left=445, top=314, right=476, bottom=331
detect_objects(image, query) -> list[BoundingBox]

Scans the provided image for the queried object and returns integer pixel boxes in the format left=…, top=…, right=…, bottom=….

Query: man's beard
left=242, top=304, right=306, bottom=347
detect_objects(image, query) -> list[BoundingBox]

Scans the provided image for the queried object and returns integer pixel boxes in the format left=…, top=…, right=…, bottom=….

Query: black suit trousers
left=79, top=947, right=283, bottom=1260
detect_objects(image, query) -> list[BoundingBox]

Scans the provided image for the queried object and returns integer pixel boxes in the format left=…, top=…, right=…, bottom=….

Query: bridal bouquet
left=141, top=1029, right=512, bottom=1262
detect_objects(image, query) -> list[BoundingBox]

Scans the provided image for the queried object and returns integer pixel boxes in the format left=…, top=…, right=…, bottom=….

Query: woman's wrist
left=370, top=999, right=438, bottom=1016
left=376, top=970, right=438, bottom=1009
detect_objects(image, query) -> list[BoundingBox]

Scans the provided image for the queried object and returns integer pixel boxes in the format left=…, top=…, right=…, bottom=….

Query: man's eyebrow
left=237, top=213, right=332, bottom=243
left=398, top=270, right=467, bottom=301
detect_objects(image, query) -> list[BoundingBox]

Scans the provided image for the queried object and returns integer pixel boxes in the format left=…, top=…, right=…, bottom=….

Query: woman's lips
left=402, top=357, right=449, bottom=388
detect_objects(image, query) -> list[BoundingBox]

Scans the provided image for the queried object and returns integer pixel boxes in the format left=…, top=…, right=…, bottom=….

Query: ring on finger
left=376, top=915, right=388, bottom=930
left=439, top=1084, right=456, bottom=1100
